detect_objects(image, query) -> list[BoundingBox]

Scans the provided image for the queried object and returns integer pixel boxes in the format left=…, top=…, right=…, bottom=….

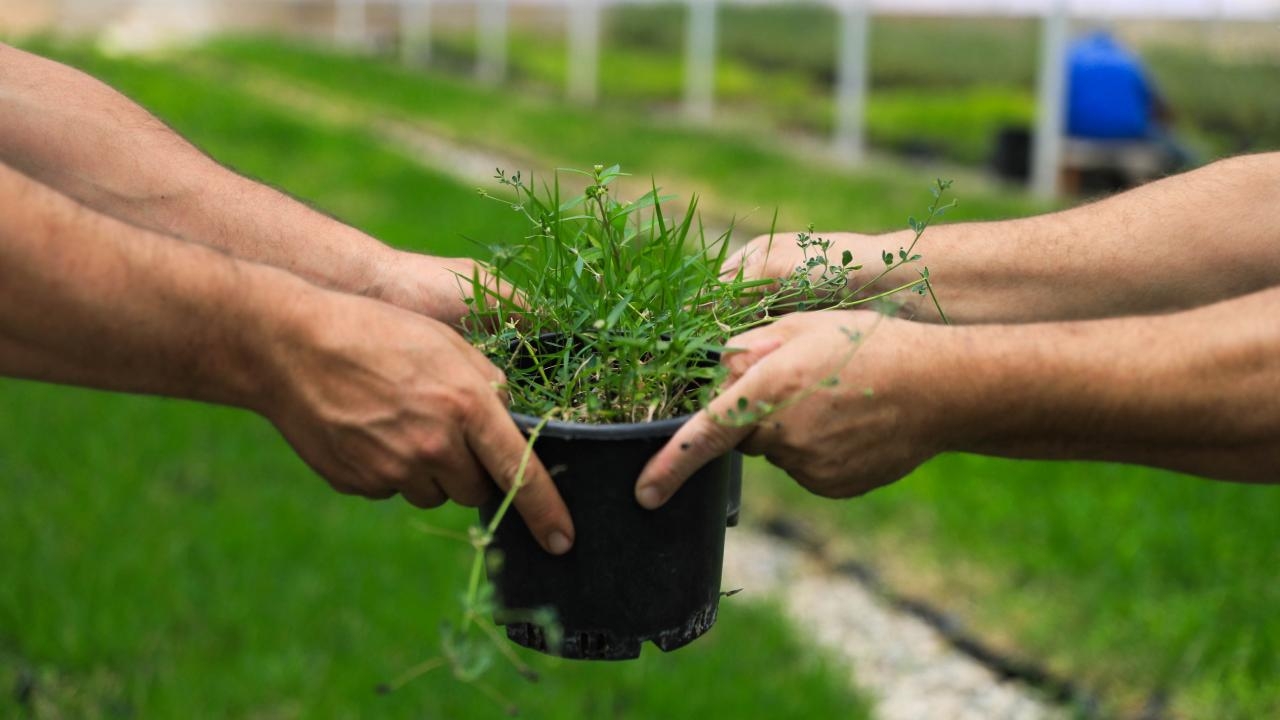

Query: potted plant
left=459, top=165, right=950, bottom=661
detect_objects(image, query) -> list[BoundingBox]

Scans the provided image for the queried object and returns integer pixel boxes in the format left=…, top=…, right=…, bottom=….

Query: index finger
left=634, top=368, right=776, bottom=510
left=467, top=399, right=575, bottom=555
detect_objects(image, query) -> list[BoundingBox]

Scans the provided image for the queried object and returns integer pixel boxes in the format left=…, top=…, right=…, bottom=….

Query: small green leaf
left=841, top=249, right=853, bottom=266
left=882, top=251, right=893, bottom=265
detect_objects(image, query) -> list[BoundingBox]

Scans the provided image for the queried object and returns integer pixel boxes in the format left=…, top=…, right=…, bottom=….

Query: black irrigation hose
left=756, top=514, right=1171, bottom=720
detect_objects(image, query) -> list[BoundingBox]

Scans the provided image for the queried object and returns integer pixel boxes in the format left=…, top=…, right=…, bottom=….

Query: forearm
left=0, top=162, right=313, bottom=410
left=866, top=154, right=1280, bottom=324
left=952, top=287, right=1280, bottom=482
left=0, top=43, right=391, bottom=296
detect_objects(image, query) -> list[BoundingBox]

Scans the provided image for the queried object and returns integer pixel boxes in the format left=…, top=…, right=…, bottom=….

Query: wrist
left=221, top=265, right=337, bottom=417
left=901, top=320, right=997, bottom=452
left=361, top=251, right=479, bottom=325
left=838, top=229, right=945, bottom=322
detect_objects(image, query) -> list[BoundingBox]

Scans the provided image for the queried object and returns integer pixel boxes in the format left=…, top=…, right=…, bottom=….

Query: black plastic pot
left=479, top=411, right=743, bottom=661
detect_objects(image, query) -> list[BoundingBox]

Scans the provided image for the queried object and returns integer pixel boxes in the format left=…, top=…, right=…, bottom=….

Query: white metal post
left=567, top=0, right=602, bottom=104
left=477, top=0, right=509, bottom=84
left=1031, top=0, right=1070, bottom=199
left=401, top=0, right=433, bottom=66
left=833, top=0, right=870, bottom=164
left=683, top=0, right=716, bottom=122
left=335, top=0, right=367, bottom=49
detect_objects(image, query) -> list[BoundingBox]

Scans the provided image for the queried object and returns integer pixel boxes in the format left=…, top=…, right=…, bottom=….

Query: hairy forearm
left=0, top=162, right=314, bottom=409
left=951, top=286, right=1280, bottom=482
left=0, top=43, right=391, bottom=296
left=875, top=154, right=1280, bottom=324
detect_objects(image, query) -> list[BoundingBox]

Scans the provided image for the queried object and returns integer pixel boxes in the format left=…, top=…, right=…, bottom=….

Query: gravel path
left=722, top=529, right=1064, bottom=720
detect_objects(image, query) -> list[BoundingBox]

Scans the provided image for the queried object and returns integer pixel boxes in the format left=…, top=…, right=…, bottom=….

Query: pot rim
left=509, top=411, right=693, bottom=440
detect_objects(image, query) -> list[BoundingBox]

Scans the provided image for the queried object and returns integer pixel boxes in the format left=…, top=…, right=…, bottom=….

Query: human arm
left=0, top=162, right=573, bottom=553
left=634, top=289, right=1280, bottom=507
left=0, top=42, right=480, bottom=325
left=727, top=153, right=1280, bottom=325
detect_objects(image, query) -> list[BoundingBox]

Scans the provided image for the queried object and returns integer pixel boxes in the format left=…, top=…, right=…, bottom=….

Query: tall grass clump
left=464, top=164, right=951, bottom=424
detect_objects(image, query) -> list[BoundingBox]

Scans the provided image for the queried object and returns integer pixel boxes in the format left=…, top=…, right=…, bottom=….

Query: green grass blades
left=463, top=166, right=948, bottom=423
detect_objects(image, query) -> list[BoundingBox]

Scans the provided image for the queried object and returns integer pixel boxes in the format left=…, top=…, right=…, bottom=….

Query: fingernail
left=547, top=531, right=572, bottom=555
left=636, top=485, right=664, bottom=510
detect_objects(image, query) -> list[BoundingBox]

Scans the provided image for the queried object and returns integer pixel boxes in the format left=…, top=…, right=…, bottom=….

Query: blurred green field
left=433, top=3, right=1279, bottom=163
left=192, top=38, right=1046, bottom=230
left=0, top=43, right=867, bottom=719
left=5, top=33, right=1279, bottom=720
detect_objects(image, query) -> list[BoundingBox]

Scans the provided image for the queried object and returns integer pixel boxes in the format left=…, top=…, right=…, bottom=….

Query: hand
left=262, top=288, right=574, bottom=554
left=724, top=230, right=885, bottom=287
left=635, top=311, right=963, bottom=507
left=366, top=250, right=504, bottom=328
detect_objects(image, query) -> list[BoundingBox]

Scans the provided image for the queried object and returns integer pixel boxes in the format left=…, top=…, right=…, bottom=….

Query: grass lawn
left=0, top=43, right=868, bottom=719
left=753, top=458, right=1280, bottom=718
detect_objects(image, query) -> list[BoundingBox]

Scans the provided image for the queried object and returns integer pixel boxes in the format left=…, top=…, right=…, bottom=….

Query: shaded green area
left=0, top=44, right=867, bottom=719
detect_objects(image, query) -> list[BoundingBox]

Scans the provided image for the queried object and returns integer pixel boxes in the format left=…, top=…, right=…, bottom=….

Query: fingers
left=724, top=232, right=790, bottom=282
left=720, top=249, right=747, bottom=280
left=635, top=364, right=777, bottom=510
left=400, top=476, right=447, bottom=509
left=720, top=240, right=763, bottom=281
left=419, top=452, right=494, bottom=508
left=466, top=398, right=575, bottom=556
left=431, top=326, right=509, bottom=392
left=722, top=325, right=791, bottom=382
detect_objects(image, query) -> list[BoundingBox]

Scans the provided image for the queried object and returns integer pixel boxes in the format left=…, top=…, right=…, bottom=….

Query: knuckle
left=414, top=431, right=452, bottom=463
left=433, top=386, right=470, bottom=420
left=493, top=458, right=528, bottom=491
left=452, top=383, right=496, bottom=426
left=369, top=455, right=412, bottom=489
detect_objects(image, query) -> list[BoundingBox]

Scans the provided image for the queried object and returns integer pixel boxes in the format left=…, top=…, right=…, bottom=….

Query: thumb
left=721, top=323, right=794, bottom=383
left=634, top=359, right=777, bottom=510
left=719, top=246, right=749, bottom=280
left=720, top=238, right=771, bottom=281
